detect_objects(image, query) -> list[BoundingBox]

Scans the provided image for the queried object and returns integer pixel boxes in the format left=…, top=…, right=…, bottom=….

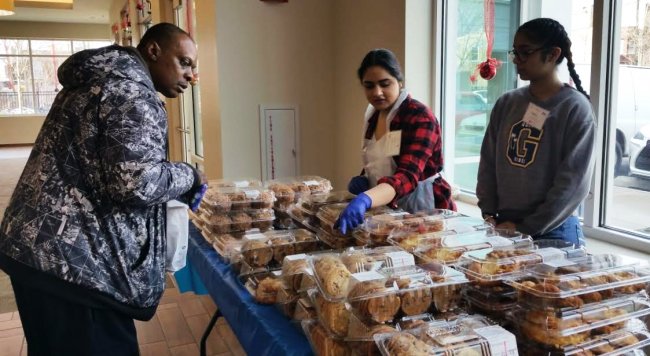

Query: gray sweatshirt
left=476, top=85, right=595, bottom=236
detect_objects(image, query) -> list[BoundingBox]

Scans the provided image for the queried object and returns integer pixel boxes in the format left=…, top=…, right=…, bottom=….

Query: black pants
left=11, top=277, right=139, bottom=356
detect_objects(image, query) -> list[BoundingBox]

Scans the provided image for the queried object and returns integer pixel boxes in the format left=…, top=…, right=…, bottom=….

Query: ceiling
left=1, top=0, right=114, bottom=24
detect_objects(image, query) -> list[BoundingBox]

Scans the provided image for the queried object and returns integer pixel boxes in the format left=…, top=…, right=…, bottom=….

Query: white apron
left=361, top=91, right=438, bottom=213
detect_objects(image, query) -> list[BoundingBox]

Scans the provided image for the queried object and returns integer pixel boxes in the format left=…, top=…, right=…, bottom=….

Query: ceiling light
left=0, top=0, right=15, bottom=16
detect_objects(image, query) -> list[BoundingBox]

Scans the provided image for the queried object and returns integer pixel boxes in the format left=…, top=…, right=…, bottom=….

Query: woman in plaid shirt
left=336, top=49, right=456, bottom=234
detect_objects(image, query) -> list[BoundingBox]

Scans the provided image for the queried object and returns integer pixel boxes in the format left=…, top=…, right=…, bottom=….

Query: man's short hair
left=136, top=23, right=192, bottom=51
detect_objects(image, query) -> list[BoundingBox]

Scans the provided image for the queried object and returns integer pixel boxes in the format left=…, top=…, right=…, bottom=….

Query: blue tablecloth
left=182, top=224, right=313, bottom=356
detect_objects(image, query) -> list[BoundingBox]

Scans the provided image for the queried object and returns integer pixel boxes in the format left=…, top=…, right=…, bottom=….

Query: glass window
left=0, top=38, right=110, bottom=116
left=0, top=39, right=29, bottom=55
left=443, top=0, right=519, bottom=193
left=603, top=0, right=650, bottom=238
left=30, top=40, right=72, bottom=56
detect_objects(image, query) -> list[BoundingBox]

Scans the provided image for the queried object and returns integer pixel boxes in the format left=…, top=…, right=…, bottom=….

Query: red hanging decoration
left=470, top=0, right=500, bottom=83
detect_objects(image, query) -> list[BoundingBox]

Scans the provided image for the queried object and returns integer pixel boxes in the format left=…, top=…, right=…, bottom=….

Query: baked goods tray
left=265, top=175, right=333, bottom=211
left=308, top=247, right=468, bottom=303
left=201, top=186, right=274, bottom=212
left=234, top=229, right=320, bottom=270
left=518, top=323, right=650, bottom=355
left=358, top=209, right=460, bottom=239
left=295, top=190, right=355, bottom=215
left=208, top=178, right=262, bottom=189
left=455, top=246, right=588, bottom=284
left=407, top=229, right=534, bottom=265
left=505, top=253, right=650, bottom=308
left=316, top=204, right=398, bottom=239
left=197, top=208, right=275, bottom=234
left=354, top=211, right=489, bottom=248
left=373, top=315, right=517, bottom=356
left=307, top=246, right=415, bottom=301
left=388, top=226, right=529, bottom=253
left=301, top=319, right=351, bottom=356
left=508, top=295, right=650, bottom=337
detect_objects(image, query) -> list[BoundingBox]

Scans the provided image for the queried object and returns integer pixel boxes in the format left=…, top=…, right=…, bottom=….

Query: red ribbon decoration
left=470, top=0, right=500, bottom=83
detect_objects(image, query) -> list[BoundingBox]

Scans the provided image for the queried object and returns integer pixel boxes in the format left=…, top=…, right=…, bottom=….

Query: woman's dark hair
left=137, top=22, right=192, bottom=51
left=357, top=48, right=404, bottom=82
left=517, top=18, right=589, bottom=99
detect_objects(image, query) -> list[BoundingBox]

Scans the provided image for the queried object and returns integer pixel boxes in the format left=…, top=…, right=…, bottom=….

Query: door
left=260, top=106, right=299, bottom=180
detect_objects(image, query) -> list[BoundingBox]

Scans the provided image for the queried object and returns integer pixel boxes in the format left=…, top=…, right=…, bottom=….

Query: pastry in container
left=202, top=186, right=274, bottom=212
left=309, top=288, right=352, bottom=337
left=209, top=178, right=262, bottom=189
left=266, top=182, right=296, bottom=210
left=302, top=319, right=351, bottom=356
left=344, top=310, right=397, bottom=356
left=409, top=229, right=533, bottom=265
left=373, top=315, right=517, bottom=356
left=518, top=325, right=650, bottom=356
left=359, top=209, right=459, bottom=246
left=456, top=246, right=587, bottom=287
left=309, top=246, right=415, bottom=301
left=243, top=270, right=291, bottom=304
left=505, top=253, right=650, bottom=310
left=508, top=296, right=650, bottom=349
left=240, top=236, right=273, bottom=268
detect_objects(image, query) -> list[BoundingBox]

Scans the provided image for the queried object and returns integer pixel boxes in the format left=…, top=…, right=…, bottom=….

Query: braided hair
left=517, top=18, right=589, bottom=99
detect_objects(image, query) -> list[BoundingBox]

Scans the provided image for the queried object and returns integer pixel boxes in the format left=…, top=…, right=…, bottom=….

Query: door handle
left=176, top=127, right=190, bottom=134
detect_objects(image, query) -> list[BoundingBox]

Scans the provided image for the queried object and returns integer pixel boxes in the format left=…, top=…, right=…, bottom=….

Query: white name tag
left=522, top=102, right=550, bottom=130
left=384, top=130, right=402, bottom=156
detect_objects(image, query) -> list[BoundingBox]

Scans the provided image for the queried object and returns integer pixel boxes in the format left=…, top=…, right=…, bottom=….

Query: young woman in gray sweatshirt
left=477, top=18, right=595, bottom=247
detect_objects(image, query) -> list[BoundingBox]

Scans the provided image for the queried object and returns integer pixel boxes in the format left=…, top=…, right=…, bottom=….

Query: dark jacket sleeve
left=97, top=80, right=196, bottom=207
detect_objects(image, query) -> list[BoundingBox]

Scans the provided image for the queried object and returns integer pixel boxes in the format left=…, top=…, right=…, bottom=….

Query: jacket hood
left=58, top=45, right=155, bottom=91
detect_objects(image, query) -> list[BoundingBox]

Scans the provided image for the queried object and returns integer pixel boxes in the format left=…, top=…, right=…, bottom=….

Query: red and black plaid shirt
left=365, top=95, right=456, bottom=211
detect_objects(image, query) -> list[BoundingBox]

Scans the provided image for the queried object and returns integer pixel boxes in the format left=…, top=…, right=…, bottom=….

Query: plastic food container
left=344, top=307, right=398, bottom=356
left=198, top=208, right=275, bottom=235
left=408, top=229, right=534, bottom=265
left=302, top=319, right=351, bottom=356
left=373, top=315, right=518, bottom=356
left=266, top=176, right=333, bottom=210
left=357, top=210, right=460, bottom=245
left=292, top=297, right=317, bottom=321
left=243, top=270, right=293, bottom=305
left=208, top=178, right=262, bottom=189
left=308, top=288, right=353, bottom=337
left=201, top=186, right=274, bottom=212
left=505, top=254, right=650, bottom=310
left=317, top=204, right=400, bottom=240
left=509, top=298, right=650, bottom=349
left=235, top=229, right=320, bottom=269
left=309, top=246, right=417, bottom=301
left=281, top=253, right=316, bottom=293
left=518, top=323, right=650, bottom=355
left=211, top=233, right=244, bottom=262
left=456, top=246, right=587, bottom=286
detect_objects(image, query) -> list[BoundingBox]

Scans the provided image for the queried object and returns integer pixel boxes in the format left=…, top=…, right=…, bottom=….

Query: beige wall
left=0, top=21, right=111, bottom=145
left=214, top=0, right=336, bottom=182
left=332, top=0, right=406, bottom=190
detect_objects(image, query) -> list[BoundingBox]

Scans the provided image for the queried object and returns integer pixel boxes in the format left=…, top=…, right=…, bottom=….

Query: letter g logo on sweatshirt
left=507, top=120, right=543, bottom=167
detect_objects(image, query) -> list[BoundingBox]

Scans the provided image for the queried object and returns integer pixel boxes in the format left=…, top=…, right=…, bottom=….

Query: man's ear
left=146, top=41, right=162, bottom=61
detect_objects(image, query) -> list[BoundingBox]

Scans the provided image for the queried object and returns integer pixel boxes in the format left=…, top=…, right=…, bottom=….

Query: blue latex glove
left=189, top=183, right=208, bottom=212
left=347, top=175, right=369, bottom=195
left=335, top=193, right=372, bottom=235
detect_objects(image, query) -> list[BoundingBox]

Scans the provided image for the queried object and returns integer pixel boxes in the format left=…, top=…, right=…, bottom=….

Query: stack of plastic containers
left=301, top=246, right=469, bottom=355
left=265, top=175, right=333, bottom=229
left=315, top=204, right=399, bottom=249
left=288, top=191, right=355, bottom=231
left=504, top=253, right=650, bottom=355
left=351, top=209, right=466, bottom=247
left=196, top=180, right=275, bottom=236
left=372, top=314, right=519, bottom=356
left=455, top=245, right=587, bottom=326
left=397, top=228, right=532, bottom=266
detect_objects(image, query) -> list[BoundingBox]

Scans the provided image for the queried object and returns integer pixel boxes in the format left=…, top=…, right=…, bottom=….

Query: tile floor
left=0, top=146, right=246, bottom=356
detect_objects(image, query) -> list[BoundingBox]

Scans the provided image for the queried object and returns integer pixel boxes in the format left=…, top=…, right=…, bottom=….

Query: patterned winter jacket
left=0, top=45, right=196, bottom=312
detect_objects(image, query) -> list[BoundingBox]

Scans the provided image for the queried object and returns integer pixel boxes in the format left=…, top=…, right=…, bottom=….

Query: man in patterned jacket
left=0, top=23, right=204, bottom=355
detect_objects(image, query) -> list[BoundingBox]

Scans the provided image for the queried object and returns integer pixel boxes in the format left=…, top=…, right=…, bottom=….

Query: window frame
left=0, top=37, right=111, bottom=117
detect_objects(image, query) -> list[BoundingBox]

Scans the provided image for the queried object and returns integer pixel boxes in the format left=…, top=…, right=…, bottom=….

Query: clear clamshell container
left=505, top=253, right=650, bottom=310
